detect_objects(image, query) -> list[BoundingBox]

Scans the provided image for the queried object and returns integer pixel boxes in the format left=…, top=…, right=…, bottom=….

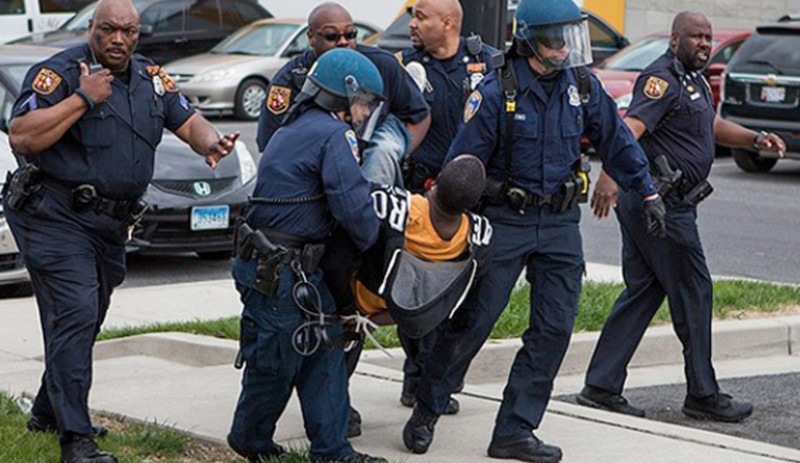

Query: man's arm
left=406, top=113, right=431, bottom=153
left=173, top=114, right=240, bottom=169
left=10, top=63, right=112, bottom=156
left=713, top=116, right=785, bottom=156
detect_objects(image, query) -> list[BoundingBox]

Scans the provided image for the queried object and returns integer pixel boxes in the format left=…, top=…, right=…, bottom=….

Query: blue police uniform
left=584, top=50, right=720, bottom=400
left=228, top=106, right=379, bottom=461
left=256, top=45, right=430, bottom=154
left=4, top=44, right=194, bottom=437
left=400, top=38, right=497, bottom=176
left=414, top=56, right=657, bottom=443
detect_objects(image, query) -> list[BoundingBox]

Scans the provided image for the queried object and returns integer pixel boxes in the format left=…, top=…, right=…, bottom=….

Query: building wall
left=625, top=0, right=800, bottom=40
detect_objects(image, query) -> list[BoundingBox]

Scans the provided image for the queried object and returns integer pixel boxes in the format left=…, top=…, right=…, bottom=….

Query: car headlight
left=193, top=69, right=236, bottom=82
left=614, top=93, right=633, bottom=112
left=235, top=141, right=257, bottom=185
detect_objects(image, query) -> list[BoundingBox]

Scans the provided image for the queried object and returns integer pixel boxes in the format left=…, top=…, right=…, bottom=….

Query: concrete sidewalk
left=1, top=263, right=800, bottom=462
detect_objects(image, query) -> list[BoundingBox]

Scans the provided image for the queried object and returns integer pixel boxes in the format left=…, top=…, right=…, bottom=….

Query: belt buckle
left=71, top=184, right=97, bottom=209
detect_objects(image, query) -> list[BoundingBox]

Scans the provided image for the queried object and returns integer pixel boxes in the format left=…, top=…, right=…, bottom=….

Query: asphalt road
left=120, top=119, right=800, bottom=288
left=557, top=372, right=800, bottom=450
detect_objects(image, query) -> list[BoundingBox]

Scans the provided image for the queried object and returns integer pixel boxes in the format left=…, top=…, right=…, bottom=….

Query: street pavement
left=1, top=263, right=800, bottom=462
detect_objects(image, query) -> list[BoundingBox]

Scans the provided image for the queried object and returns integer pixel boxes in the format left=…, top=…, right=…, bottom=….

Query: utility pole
left=459, top=0, right=508, bottom=50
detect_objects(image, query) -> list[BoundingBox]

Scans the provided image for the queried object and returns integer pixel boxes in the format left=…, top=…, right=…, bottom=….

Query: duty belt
left=40, top=175, right=140, bottom=221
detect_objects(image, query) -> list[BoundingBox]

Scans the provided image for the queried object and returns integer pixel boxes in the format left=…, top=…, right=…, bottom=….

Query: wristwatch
left=753, top=130, right=768, bottom=149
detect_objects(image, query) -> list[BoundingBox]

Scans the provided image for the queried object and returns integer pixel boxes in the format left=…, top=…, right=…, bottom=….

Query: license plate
left=761, top=86, right=786, bottom=103
left=190, top=205, right=229, bottom=231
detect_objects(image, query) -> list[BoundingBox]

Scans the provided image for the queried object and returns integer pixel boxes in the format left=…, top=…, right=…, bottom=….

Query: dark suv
left=719, top=18, right=800, bottom=173
left=10, top=0, right=271, bottom=64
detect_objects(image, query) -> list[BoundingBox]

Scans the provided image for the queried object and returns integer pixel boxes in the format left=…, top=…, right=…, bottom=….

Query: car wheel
left=234, top=78, right=268, bottom=121
left=197, top=250, right=232, bottom=260
left=732, top=148, right=778, bottom=173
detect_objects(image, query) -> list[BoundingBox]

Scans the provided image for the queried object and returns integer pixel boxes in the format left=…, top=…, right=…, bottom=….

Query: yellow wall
left=582, top=0, right=626, bottom=32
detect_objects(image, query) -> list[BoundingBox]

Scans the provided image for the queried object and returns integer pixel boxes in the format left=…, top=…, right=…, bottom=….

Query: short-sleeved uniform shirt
left=354, top=193, right=470, bottom=315
left=12, top=44, right=195, bottom=200
left=256, top=44, right=430, bottom=153
left=445, top=56, right=657, bottom=198
left=400, top=38, right=497, bottom=173
left=247, top=106, right=379, bottom=251
left=626, top=51, right=716, bottom=186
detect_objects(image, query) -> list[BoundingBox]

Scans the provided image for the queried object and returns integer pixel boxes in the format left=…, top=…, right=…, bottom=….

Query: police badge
left=267, top=86, right=291, bottom=115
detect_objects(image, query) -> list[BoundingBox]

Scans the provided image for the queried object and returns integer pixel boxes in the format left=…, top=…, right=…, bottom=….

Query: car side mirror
left=140, top=24, right=154, bottom=37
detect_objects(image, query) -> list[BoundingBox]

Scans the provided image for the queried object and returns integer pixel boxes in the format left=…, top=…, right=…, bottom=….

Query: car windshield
left=5, top=64, right=32, bottom=89
left=59, top=2, right=96, bottom=32
left=211, top=23, right=299, bottom=56
left=730, top=30, right=800, bottom=75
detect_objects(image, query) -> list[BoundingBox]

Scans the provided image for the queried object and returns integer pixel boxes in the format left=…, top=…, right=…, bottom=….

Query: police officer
left=256, top=1, right=430, bottom=186
left=226, top=48, right=387, bottom=463
left=400, top=0, right=497, bottom=190
left=578, top=11, right=785, bottom=423
left=4, top=1, right=239, bottom=462
left=401, top=0, right=667, bottom=461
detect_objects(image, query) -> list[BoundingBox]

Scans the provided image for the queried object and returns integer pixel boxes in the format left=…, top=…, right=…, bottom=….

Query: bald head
left=669, top=11, right=712, bottom=71
left=306, top=2, right=357, bottom=56
left=308, top=2, right=353, bottom=30
left=89, top=0, right=140, bottom=72
left=410, top=0, right=464, bottom=57
left=93, top=0, right=138, bottom=22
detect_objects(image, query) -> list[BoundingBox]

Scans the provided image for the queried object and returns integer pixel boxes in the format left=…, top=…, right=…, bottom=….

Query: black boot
left=60, top=435, right=117, bottom=463
left=227, top=434, right=285, bottom=462
left=576, top=385, right=645, bottom=417
left=487, top=434, right=562, bottom=463
left=402, top=404, right=438, bottom=454
left=682, top=392, right=753, bottom=422
left=28, top=415, right=109, bottom=438
left=348, top=406, right=362, bottom=438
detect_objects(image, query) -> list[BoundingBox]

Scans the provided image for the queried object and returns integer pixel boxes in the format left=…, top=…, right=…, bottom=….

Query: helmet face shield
left=517, top=19, right=593, bottom=70
left=344, top=74, right=384, bottom=129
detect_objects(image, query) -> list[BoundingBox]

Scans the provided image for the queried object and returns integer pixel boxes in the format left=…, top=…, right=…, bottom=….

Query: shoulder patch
left=158, top=69, right=178, bottom=93
left=146, top=65, right=161, bottom=76
left=267, top=85, right=291, bottom=115
left=345, top=129, right=360, bottom=163
left=394, top=50, right=404, bottom=65
left=464, top=90, right=483, bottom=123
left=32, top=67, right=62, bottom=95
left=643, top=76, right=669, bottom=100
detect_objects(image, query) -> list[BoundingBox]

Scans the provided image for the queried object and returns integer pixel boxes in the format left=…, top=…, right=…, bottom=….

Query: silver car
left=164, top=18, right=381, bottom=120
left=0, top=131, right=31, bottom=296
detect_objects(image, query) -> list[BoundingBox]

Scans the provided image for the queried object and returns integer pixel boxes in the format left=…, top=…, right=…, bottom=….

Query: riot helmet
left=300, top=48, right=384, bottom=127
left=513, top=0, right=593, bottom=70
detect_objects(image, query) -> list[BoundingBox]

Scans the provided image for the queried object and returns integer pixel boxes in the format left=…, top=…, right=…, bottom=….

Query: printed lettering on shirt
left=371, top=188, right=409, bottom=233
left=468, top=213, right=492, bottom=246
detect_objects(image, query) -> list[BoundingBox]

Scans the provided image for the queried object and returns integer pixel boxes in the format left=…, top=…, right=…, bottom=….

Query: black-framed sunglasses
left=315, top=29, right=358, bottom=42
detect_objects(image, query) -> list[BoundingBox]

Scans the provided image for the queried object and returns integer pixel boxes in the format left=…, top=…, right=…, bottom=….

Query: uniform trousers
left=585, top=189, right=719, bottom=399
left=4, top=187, right=126, bottom=439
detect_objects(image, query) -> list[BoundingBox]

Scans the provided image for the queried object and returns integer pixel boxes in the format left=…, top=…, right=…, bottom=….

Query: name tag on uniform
left=690, top=92, right=701, bottom=101
left=152, top=76, right=164, bottom=96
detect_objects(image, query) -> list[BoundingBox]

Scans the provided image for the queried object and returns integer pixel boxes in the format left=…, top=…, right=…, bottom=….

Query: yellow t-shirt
left=354, top=194, right=470, bottom=315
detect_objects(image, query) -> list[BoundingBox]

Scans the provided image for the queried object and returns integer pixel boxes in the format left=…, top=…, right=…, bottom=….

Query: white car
left=0, top=130, right=31, bottom=296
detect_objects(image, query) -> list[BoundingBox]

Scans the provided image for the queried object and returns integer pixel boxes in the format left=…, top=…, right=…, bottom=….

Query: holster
left=3, top=163, right=41, bottom=211
left=477, top=177, right=507, bottom=212
left=684, top=179, right=714, bottom=205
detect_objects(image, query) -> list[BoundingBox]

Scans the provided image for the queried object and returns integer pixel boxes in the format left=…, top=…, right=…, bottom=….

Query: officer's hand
left=591, top=170, right=618, bottom=220
left=755, top=132, right=786, bottom=158
left=642, top=195, right=667, bottom=238
left=206, top=131, right=241, bottom=169
left=78, top=62, right=113, bottom=105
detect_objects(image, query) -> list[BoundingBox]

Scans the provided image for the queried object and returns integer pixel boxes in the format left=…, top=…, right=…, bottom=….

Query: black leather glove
left=643, top=196, right=667, bottom=238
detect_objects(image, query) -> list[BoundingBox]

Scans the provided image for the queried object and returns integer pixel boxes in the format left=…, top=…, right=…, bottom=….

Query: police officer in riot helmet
left=5, top=0, right=238, bottom=461
left=401, top=0, right=665, bottom=461
left=227, top=48, right=387, bottom=463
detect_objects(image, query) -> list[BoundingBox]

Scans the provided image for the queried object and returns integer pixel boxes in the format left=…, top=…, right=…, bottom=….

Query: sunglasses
left=315, top=29, right=358, bottom=42
left=536, top=34, right=567, bottom=50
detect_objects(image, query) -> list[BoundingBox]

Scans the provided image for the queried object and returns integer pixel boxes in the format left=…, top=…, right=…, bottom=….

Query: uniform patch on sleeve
left=146, top=65, right=161, bottom=76
left=463, top=90, right=483, bottom=123
left=345, top=130, right=360, bottom=163
left=266, top=86, right=291, bottom=115
left=158, top=69, right=178, bottom=93
left=31, top=67, right=62, bottom=95
left=643, top=76, right=669, bottom=100
left=394, top=51, right=404, bottom=65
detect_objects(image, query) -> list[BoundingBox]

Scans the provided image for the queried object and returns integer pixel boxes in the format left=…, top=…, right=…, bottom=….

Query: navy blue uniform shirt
left=256, top=44, right=430, bottom=153
left=446, top=56, right=657, bottom=198
left=12, top=44, right=194, bottom=200
left=401, top=38, right=497, bottom=173
left=248, top=107, right=379, bottom=251
left=627, top=51, right=716, bottom=185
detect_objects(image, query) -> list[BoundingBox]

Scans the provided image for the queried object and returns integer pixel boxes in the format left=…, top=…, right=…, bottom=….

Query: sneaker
left=28, top=415, right=109, bottom=438
left=314, top=451, right=388, bottom=462
left=348, top=406, right=362, bottom=438
left=682, top=392, right=753, bottom=422
left=576, top=385, right=645, bottom=418
left=227, top=434, right=285, bottom=462
left=60, top=435, right=117, bottom=463
left=487, top=435, right=562, bottom=463
left=402, top=404, right=438, bottom=454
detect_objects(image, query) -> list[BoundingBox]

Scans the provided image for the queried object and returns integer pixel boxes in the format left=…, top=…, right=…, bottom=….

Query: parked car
left=367, top=0, right=629, bottom=64
left=165, top=18, right=380, bottom=120
left=0, top=130, right=31, bottom=296
left=0, top=44, right=257, bottom=258
left=0, top=0, right=95, bottom=44
left=9, top=0, right=272, bottom=64
left=719, top=18, right=800, bottom=173
left=596, top=29, right=751, bottom=114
